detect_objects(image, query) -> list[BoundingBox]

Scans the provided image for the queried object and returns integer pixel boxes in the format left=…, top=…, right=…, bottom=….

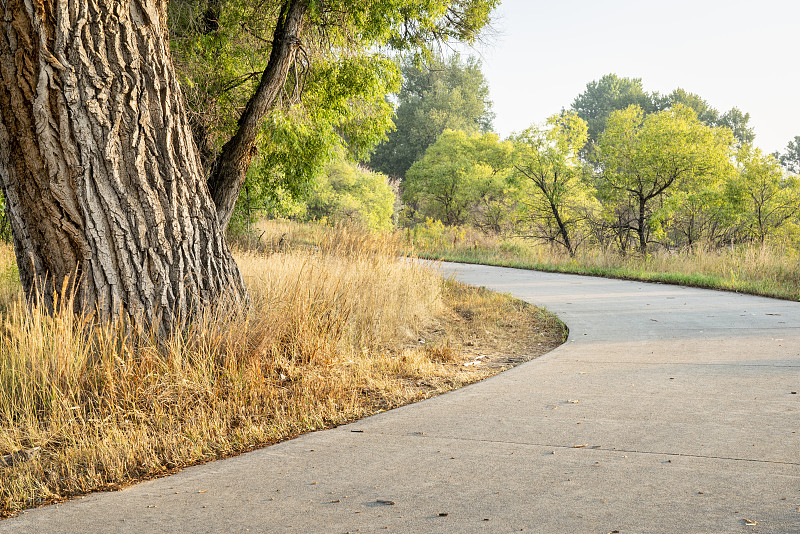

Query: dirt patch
left=413, top=280, right=566, bottom=374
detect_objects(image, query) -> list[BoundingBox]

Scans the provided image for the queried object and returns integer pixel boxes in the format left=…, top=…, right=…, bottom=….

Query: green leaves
left=597, top=104, right=735, bottom=251
left=510, top=112, right=594, bottom=255
left=571, top=75, right=756, bottom=158
left=369, top=53, right=495, bottom=180
left=307, top=0, right=498, bottom=50
left=571, top=74, right=657, bottom=148
left=167, top=0, right=497, bottom=218
left=306, top=156, right=396, bottom=231
left=775, top=136, right=800, bottom=174
left=403, top=130, right=512, bottom=230
left=731, top=145, right=800, bottom=242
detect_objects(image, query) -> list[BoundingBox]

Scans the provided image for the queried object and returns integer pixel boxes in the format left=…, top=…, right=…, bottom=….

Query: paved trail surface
left=3, top=263, right=799, bottom=533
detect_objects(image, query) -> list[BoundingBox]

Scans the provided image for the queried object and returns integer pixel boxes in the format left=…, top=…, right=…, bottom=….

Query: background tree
left=774, top=136, right=800, bottom=174
left=0, top=0, right=498, bottom=330
left=369, top=53, right=495, bottom=180
left=730, top=145, right=800, bottom=243
left=660, top=168, right=737, bottom=248
left=403, top=130, right=511, bottom=227
left=510, top=112, right=594, bottom=256
left=572, top=76, right=755, bottom=158
left=658, top=88, right=719, bottom=125
left=659, top=90, right=754, bottom=146
left=716, top=107, right=755, bottom=146
left=305, top=156, right=396, bottom=232
left=465, top=131, right=515, bottom=233
left=570, top=74, right=657, bottom=151
left=597, top=104, right=733, bottom=252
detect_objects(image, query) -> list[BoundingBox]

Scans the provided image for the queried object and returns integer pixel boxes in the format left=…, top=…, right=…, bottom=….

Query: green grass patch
left=413, top=240, right=800, bottom=302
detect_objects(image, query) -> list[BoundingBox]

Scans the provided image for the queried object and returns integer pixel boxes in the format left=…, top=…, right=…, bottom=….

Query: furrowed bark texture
left=207, top=0, right=307, bottom=230
left=0, top=0, right=246, bottom=329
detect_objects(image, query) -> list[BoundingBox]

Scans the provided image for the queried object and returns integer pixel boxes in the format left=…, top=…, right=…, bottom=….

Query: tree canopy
left=369, top=53, right=495, bottom=180
left=775, top=136, right=800, bottom=174
left=305, top=157, right=396, bottom=232
left=510, top=112, right=593, bottom=255
left=571, top=74, right=755, bottom=157
left=403, top=130, right=511, bottom=228
left=731, top=145, right=800, bottom=242
left=571, top=74, right=656, bottom=148
left=596, top=104, right=734, bottom=252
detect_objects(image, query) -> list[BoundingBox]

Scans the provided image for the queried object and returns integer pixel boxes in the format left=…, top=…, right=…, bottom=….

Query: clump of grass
left=437, top=280, right=568, bottom=363
left=228, top=217, right=326, bottom=253
left=0, top=226, right=564, bottom=516
left=0, top=245, right=20, bottom=312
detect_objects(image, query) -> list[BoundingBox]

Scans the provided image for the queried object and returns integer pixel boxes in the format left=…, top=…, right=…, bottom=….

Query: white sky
left=473, top=0, right=799, bottom=154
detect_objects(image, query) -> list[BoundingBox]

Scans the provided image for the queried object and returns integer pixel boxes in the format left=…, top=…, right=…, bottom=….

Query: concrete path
left=3, top=263, right=799, bottom=533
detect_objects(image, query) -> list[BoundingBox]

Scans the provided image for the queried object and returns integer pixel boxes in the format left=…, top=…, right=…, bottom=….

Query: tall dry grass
left=0, top=227, right=473, bottom=515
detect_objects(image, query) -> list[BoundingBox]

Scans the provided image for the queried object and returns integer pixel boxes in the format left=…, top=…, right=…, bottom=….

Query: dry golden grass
left=0, top=225, right=564, bottom=516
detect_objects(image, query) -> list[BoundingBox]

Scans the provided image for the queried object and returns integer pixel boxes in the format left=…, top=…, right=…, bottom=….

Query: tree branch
left=207, top=0, right=309, bottom=230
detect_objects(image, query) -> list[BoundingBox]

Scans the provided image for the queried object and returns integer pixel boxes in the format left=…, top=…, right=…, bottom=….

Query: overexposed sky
left=475, top=0, right=799, bottom=153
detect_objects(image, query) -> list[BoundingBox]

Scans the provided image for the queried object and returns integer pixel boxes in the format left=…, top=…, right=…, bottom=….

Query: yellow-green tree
left=306, top=158, right=396, bottom=232
left=730, top=145, right=800, bottom=243
left=403, top=130, right=512, bottom=230
left=597, top=104, right=733, bottom=252
left=510, top=112, right=595, bottom=256
left=660, top=176, right=736, bottom=248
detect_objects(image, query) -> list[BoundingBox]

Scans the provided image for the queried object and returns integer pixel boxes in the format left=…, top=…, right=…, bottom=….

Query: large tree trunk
left=207, top=0, right=307, bottom=230
left=0, top=0, right=246, bottom=331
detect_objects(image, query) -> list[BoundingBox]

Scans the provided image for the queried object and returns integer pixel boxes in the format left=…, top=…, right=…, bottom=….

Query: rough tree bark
left=0, top=0, right=246, bottom=330
left=206, top=0, right=307, bottom=230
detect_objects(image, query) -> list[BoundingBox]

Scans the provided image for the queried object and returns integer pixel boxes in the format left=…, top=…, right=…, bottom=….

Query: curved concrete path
left=3, top=263, right=799, bottom=533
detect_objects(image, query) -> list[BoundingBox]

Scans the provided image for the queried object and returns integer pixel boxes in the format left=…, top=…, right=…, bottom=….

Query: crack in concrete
left=553, top=360, right=800, bottom=368
left=387, top=432, right=800, bottom=467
